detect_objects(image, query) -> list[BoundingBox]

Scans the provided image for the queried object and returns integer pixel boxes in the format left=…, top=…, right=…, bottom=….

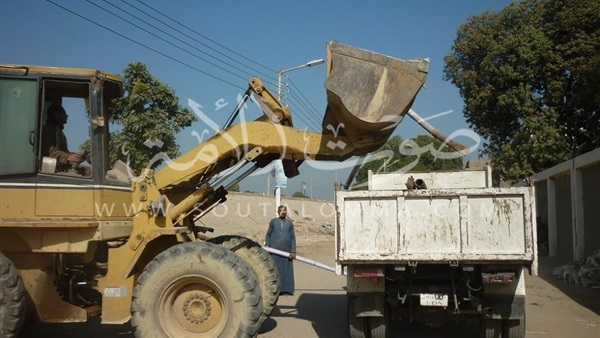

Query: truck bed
left=335, top=187, right=537, bottom=272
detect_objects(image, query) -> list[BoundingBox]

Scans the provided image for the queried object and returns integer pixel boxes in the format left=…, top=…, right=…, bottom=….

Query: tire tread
left=209, top=235, right=280, bottom=318
left=0, top=252, right=26, bottom=338
left=131, top=242, right=262, bottom=338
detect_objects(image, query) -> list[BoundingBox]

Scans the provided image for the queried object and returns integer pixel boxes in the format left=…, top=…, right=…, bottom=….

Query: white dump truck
left=336, top=168, right=536, bottom=338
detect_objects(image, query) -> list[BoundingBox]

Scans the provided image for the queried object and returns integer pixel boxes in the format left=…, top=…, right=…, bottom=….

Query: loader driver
left=41, top=104, right=90, bottom=176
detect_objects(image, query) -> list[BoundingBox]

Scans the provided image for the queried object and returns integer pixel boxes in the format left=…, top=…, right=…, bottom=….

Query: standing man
left=265, top=205, right=297, bottom=296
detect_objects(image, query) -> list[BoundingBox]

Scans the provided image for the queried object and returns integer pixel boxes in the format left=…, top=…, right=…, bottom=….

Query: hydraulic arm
left=98, top=41, right=469, bottom=323
left=144, top=42, right=441, bottom=228
left=154, top=42, right=432, bottom=189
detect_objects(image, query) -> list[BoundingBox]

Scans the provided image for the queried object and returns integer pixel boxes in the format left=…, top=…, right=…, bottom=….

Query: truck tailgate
left=336, top=187, right=536, bottom=267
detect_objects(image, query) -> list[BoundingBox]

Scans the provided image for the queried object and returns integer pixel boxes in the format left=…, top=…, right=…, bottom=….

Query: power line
left=287, top=98, right=320, bottom=131
left=288, top=90, right=322, bottom=128
left=118, top=0, right=279, bottom=85
left=99, top=0, right=258, bottom=82
left=288, top=96, right=321, bottom=128
left=47, top=0, right=322, bottom=130
left=288, top=78, right=323, bottom=122
left=87, top=0, right=258, bottom=85
left=287, top=91, right=322, bottom=127
left=287, top=101, right=319, bottom=131
left=134, top=0, right=278, bottom=74
left=46, top=0, right=245, bottom=90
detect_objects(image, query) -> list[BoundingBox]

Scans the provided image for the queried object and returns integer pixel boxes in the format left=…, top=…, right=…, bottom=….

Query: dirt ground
left=18, top=194, right=600, bottom=337
left=20, top=239, right=599, bottom=338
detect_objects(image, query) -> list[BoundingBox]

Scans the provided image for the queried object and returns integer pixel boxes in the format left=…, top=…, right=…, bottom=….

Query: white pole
left=266, top=173, right=270, bottom=196
left=275, top=187, right=281, bottom=216
left=263, top=247, right=338, bottom=274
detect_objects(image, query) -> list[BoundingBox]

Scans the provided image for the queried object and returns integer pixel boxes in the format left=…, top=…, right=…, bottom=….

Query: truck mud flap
left=482, top=268, right=527, bottom=320
left=483, top=294, right=526, bottom=320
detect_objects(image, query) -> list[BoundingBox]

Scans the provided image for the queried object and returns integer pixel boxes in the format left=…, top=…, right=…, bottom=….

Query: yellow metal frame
left=1, top=42, right=432, bottom=325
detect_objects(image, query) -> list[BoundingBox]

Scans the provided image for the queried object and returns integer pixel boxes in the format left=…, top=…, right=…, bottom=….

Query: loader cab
left=0, top=65, right=128, bottom=220
left=0, top=65, right=123, bottom=184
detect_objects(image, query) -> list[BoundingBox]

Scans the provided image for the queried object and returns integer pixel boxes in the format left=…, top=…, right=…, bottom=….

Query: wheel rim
left=159, top=275, right=228, bottom=336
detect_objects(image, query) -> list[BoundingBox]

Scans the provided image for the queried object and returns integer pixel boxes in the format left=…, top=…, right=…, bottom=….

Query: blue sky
left=1, top=0, right=514, bottom=200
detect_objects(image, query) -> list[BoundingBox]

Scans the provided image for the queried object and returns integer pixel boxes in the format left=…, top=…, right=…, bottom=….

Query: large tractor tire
left=209, top=235, right=280, bottom=321
left=0, top=252, right=26, bottom=338
left=131, top=241, right=263, bottom=338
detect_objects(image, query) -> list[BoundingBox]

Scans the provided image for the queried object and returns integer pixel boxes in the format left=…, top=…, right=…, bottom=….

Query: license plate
left=419, top=293, right=448, bottom=307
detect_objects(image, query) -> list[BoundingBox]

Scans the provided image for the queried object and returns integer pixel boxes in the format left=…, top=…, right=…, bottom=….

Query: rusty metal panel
left=324, top=41, right=428, bottom=130
left=399, top=197, right=461, bottom=254
left=463, top=196, right=526, bottom=254
left=323, top=41, right=428, bottom=155
left=336, top=187, right=536, bottom=266
left=340, top=197, right=398, bottom=255
left=369, top=170, right=490, bottom=190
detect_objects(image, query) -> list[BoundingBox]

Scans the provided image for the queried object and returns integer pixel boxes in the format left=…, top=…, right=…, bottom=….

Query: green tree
left=353, top=135, right=464, bottom=189
left=109, top=62, right=196, bottom=171
left=292, top=191, right=306, bottom=198
left=229, top=184, right=240, bottom=192
left=444, top=0, right=600, bottom=179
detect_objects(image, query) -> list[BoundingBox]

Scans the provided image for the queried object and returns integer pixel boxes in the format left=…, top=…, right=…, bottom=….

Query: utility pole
left=274, top=58, right=324, bottom=209
left=266, top=173, right=270, bottom=196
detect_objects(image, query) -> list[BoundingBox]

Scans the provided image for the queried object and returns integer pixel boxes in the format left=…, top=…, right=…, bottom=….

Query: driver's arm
left=42, top=125, right=79, bottom=164
left=49, top=145, right=81, bottom=164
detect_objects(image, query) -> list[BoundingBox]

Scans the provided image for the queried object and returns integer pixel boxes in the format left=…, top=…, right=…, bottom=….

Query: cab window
left=39, top=80, right=92, bottom=178
left=103, top=80, right=133, bottom=184
left=0, top=79, right=37, bottom=175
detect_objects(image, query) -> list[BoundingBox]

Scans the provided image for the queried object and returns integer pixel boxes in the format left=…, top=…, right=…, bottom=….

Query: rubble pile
left=553, top=249, right=600, bottom=287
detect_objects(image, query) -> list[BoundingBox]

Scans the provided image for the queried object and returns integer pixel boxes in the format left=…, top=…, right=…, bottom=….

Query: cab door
left=0, top=78, right=38, bottom=220
left=0, top=78, right=37, bottom=176
left=35, top=79, right=94, bottom=217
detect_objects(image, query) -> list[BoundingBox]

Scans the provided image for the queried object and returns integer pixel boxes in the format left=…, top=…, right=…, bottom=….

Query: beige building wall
left=531, top=148, right=600, bottom=261
left=582, top=163, right=600, bottom=258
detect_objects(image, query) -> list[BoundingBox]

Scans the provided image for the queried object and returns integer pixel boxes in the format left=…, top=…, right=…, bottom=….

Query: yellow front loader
left=0, top=42, right=448, bottom=337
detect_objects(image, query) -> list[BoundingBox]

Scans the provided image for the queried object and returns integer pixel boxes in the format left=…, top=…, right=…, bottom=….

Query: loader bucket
left=323, top=41, right=429, bottom=153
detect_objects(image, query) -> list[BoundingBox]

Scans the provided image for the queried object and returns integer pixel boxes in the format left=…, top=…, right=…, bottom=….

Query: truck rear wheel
left=504, top=315, right=525, bottom=338
left=131, top=241, right=263, bottom=338
left=368, top=316, right=387, bottom=338
left=481, top=317, right=502, bottom=338
left=348, top=302, right=367, bottom=338
left=0, top=252, right=26, bottom=338
left=347, top=297, right=388, bottom=338
left=208, top=235, right=280, bottom=323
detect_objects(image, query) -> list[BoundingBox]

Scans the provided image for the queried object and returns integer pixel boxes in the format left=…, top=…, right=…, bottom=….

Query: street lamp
left=277, top=58, right=325, bottom=101
left=273, top=58, right=324, bottom=212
